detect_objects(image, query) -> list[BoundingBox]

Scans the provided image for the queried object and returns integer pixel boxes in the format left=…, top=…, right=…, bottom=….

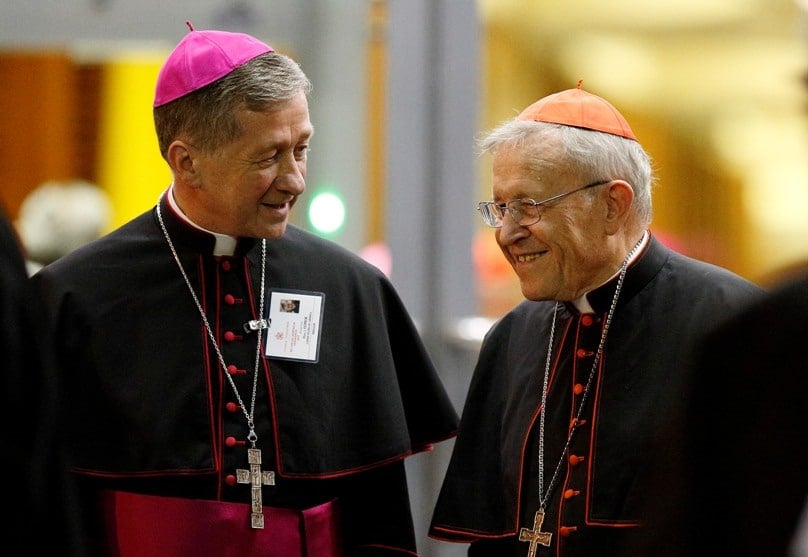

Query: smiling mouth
left=262, top=200, right=290, bottom=210
left=515, top=252, right=545, bottom=263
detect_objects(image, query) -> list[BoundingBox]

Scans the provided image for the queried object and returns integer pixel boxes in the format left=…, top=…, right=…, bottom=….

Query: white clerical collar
left=572, top=230, right=649, bottom=314
left=166, top=186, right=238, bottom=256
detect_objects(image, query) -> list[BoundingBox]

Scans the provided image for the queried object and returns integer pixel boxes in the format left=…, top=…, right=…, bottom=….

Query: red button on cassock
left=568, top=454, right=585, bottom=466
left=225, top=436, right=245, bottom=447
left=227, top=365, right=246, bottom=375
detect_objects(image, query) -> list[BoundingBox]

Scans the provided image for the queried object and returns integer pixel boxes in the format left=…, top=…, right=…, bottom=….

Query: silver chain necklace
left=519, top=237, right=644, bottom=555
left=156, top=199, right=276, bottom=529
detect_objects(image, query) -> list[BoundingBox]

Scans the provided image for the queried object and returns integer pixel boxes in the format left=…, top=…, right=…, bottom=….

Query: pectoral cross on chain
left=236, top=448, right=275, bottom=529
left=519, top=509, right=553, bottom=557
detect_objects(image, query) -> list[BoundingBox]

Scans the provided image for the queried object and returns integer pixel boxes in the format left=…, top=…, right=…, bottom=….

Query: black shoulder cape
left=35, top=193, right=458, bottom=478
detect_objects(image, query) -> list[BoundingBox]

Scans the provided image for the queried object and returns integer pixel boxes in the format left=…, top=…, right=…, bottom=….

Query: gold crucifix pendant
left=519, top=509, right=553, bottom=557
left=236, top=448, right=276, bottom=529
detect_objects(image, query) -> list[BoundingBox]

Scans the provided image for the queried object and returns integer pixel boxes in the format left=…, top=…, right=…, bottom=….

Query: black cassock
left=34, top=193, right=459, bottom=556
left=429, top=234, right=763, bottom=557
left=1, top=208, right=84, bottom=556
left=628, top=270, right=808, bottom=557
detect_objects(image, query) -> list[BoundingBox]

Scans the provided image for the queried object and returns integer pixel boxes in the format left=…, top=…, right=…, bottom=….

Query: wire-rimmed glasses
left=476, top=180, right=611, bottom=228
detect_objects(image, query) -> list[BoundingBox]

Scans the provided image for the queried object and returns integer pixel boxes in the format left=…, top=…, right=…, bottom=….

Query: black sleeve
left=0, top=208, right=87, bottom=557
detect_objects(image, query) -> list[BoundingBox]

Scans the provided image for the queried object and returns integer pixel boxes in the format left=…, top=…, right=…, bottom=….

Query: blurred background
left=1, top=1, right=806, bottom=555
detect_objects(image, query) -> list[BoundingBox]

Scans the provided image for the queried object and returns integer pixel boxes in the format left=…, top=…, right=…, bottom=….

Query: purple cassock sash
left=99, top=490, right=343, bottom=557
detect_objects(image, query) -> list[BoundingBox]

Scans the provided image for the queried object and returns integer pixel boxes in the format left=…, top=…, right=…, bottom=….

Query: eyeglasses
left=476, top=180, right=611, bottom=228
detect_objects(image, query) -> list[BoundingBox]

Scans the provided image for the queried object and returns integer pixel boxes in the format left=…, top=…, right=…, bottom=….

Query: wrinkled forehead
left=492, top=136, right=575, bottom=184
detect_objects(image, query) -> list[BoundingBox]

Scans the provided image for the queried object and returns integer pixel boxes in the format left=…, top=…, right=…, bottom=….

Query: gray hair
left=153, top=51, right=313, bottom=158
left=479, top=120, right=654, bottom=225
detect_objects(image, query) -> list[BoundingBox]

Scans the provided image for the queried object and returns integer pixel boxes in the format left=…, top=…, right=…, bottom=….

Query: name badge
left=264, top=289, right=324, bottom=363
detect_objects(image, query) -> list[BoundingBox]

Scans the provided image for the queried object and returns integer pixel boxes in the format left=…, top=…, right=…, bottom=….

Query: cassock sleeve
left=429, top=314, right=515, bottom=540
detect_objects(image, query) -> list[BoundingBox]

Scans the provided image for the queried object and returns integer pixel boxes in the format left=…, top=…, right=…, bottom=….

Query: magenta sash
left=98, top=490, right=343, bottom=557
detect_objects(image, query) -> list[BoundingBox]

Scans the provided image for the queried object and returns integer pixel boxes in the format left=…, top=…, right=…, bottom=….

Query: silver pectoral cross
left=519, top=509, right=553, bottom=557
left=236, top=448, right=276, bottom=529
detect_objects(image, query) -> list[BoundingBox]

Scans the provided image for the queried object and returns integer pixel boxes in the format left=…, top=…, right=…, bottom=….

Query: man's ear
left=604, top=180, right=635, bottom=233
left=166, top=141, right=199, bottom=185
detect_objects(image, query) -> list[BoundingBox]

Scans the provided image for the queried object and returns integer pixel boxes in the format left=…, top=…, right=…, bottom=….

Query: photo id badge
left=264, top=289, right=324, bottom=363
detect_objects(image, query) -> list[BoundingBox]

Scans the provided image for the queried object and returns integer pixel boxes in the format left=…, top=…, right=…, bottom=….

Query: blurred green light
left=308, top=191, right=346, bottom=234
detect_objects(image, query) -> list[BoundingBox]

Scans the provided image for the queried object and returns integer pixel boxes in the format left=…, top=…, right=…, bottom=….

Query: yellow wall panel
left=96, top=53, right=171, bottom=229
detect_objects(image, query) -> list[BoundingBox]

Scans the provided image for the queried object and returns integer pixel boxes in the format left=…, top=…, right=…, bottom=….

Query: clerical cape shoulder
left=34, top=199, right=459, bottom=478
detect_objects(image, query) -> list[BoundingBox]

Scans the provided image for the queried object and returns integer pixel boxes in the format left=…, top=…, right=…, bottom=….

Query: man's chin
left=256, top=221, right=288, bottom=240
left=519, top=281, right=556, bottom=302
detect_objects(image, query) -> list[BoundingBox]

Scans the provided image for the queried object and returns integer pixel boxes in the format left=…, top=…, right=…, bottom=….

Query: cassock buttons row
left=224, top=366, right=245, bottom=418
left=224, top=435, right=245, bottom=486
left=222, top=290, right=246, bottom=344
left=560, top=488, right=582, bottom=539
